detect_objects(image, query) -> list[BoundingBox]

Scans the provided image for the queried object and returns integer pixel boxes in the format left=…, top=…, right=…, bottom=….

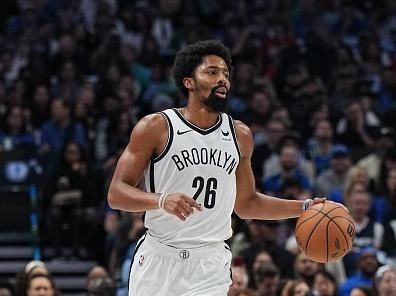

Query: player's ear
left=183, top=78, right=194, bottom=90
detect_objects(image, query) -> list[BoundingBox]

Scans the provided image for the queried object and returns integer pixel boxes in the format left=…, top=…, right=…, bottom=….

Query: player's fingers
left=174, top=211, right=186, bottom=221
left=327, top=200, right=349, bottom=213
left=312, top=197, right=326, bottom=204
left=182, top=203, right=194, bottom=215
left=178, top=206, right=191, bottom=218
left=183, top=196, right=202, bottom=211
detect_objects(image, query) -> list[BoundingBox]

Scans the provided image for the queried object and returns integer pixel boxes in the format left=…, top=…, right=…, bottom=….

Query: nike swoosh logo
left=221, top=130, right=229, bottom=136
left=177, top=130, right=193, bottom=135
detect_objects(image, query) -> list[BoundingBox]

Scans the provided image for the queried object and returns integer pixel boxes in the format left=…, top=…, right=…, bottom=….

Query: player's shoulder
left=230, top=119, right=254, bottom=156
left=132, top=112, right=168, bottom=140
left=135, top=112, right=168, bottom=131
left=232, top=119, right=253, bottom=140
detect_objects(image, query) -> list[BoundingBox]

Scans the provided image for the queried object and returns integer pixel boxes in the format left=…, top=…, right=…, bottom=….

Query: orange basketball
left=295, top=201, right=355, bottom=263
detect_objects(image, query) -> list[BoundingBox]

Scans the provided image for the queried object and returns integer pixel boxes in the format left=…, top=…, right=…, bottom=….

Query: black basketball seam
left=329, top=220, right=350, bottom=254
left=328, top=215, right=355, bottom=226
left=295, top=203, right=326, bottom=232
left=326, top=221, right=330, bottom=263
left=328, top=216, right=356, bottom=250
left=312, top=207, right=356, bottom=249
left=304, top=214, right=329, bottom=256
left=308, top=207, right=354, bottom=227
left=295, top=210, right=322, bottom=232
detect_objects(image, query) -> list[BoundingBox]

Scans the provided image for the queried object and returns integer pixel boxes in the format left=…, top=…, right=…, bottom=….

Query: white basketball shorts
left=128, top=233, right=233, bottom=296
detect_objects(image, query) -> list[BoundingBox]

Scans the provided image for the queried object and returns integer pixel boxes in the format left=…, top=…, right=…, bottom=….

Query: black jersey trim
left=173, top=108, right=222, bottom=135
left=149, top=160, right=155, bottom=192
left=228, top=115, right=241, bottom=159
left=153, top=112, right=174, bottom=163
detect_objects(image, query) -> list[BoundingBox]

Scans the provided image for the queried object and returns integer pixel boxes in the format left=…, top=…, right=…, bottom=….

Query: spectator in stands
left=294, top=252, right=322, bottom=288
left=233, top=289, right=256, bottom=296
left=343, top=187, right=384, bottom=276
left=105, top=110, right=134, bottom=162
left=262, top=144, right=312, bottom=195
left=0, top=281, right=14, bottom=296
left=307, top=119, right=335, bottom=177
left=251, top=119, right=286, bottom=184
left=28, top=84, right=51, bottom=130
left=340, top=248, right=380, bottom=296
left=344, top=167, right=374, bottom=197
left=245, top=88, right=276, bottom=146
left=279, top=63, right=318, bottom=133
left=141, top=63, right=173, bottom=112
left=14, top=260, right=49, bottom=296
left=307, top=102, right=330, bottom=140
left=336, top=100, right=376, bottom=162
left=381, top=168, right=396, bottom=259
left=374, top=265, right=396, bottom=296
left=378, top=149, right=396, bottom=197
left=280, top=279, right=311, bottom=296
left=228, top=266, right=250, bottom=296
left=254, top=262, right=281, bottom=296
left=270, top=105, right=293, bottom=131
left=39, top=98, right=86, bottom=175
left=87, top=276, right=116, bottom=296
left=350, top=286, right=376, bottom=296
left=252, top=250, right=274, bottom=275
left=0, top=105, right=40, bottom=185
left=0, top=106, right=36, bottom=154
left=50, top=60, right=81, bottom=103
left=263, top=132, right=314, bottom=184
left=315, top=144, right=352, bottom=203
left=86, top=265, right=110, bottom=291
left=312, top=270, right=338, bottom=296
left=94, top=94, right=122, bottom=163
left=356, top=127, right=395, bottom=192
left=241, top=220, right=295, bottom=282
left=25, top=274, right=59, bottom=296
left=44, top=141, right=101, bottom=259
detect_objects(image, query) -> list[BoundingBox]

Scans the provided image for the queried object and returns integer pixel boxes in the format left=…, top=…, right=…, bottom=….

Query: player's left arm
left=233, top=120, right=324, bottom=220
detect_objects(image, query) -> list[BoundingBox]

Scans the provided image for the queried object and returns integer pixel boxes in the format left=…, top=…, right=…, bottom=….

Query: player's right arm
left=107, top=114, right=163, bottom=211
left=107, top=113, right=201, bottom=220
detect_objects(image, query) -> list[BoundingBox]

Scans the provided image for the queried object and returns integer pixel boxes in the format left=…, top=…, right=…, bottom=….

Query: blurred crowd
left=1, top=0, right=396, bottom=295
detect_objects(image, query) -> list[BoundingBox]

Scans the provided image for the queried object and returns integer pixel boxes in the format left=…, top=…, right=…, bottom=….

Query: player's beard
left=203, top=85, right=229, bottom=113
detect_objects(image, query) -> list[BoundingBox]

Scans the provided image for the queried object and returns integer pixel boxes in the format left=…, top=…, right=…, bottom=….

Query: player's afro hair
left=172, top=40, right=233, bottom=97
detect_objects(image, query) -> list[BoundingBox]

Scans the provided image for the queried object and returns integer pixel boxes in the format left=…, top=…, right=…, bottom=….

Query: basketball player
left=108, top=40, right=326, bottom=296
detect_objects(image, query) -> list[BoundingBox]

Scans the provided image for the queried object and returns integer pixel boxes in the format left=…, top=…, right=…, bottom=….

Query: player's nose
left=217, top=72, right=229, bottom=83
left=217, top=79, right=229, bottom=90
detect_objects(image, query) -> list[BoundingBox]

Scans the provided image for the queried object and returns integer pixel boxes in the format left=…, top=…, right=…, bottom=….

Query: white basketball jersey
left=144, top=108, right=240, bottom=248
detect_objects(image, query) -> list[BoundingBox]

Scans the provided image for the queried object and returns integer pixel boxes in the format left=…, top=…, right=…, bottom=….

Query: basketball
left=295, top=201, right=355, bottom=263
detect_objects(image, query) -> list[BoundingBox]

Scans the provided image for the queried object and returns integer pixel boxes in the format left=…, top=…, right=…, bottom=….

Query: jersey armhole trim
left=153, top=111, right=174, bottom=163
left=227, top=115, right=241, bottom=160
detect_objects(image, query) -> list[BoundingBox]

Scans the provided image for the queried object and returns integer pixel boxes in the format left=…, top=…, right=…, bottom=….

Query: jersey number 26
left=192, top=176, right=217, bottom=209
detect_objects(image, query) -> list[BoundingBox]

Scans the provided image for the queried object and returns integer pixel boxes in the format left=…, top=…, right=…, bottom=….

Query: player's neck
left=179, top=102, right=220, bottom=129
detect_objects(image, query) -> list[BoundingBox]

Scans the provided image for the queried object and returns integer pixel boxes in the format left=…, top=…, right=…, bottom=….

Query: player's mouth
left=214, top=86, right=228, bottom=99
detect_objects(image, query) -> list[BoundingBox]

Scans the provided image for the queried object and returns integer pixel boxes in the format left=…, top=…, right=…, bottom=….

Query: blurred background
left=0, top=0, right=396, bottom=295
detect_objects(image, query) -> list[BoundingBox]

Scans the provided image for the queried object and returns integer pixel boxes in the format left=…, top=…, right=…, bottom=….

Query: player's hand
left=310, top=197, right=326, bottom=207
left=326, top=200, right=350, bottom=213
left=163, top=192, right=202, bottom=221
left=307, top=198, right=349, bottom=213
left=304, top=197, right=326, bottom=210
